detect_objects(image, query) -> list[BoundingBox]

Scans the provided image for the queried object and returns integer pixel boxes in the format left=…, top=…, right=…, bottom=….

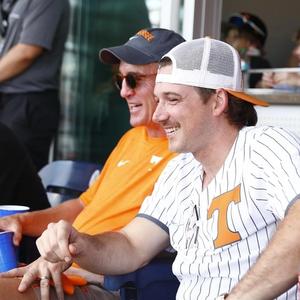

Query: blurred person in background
left=0, top=0, right=70, bottom=171
left=224, top=12, right=271, bottom=88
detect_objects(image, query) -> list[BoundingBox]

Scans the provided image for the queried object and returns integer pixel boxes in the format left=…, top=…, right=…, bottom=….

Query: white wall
left=256, top=105, right=300, bottom=137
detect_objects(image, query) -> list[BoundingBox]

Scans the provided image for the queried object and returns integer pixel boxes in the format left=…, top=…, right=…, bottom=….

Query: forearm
left=36, top=217, right=169, bottom=276
left=72, top=231, right=148, bottom=275
left=273, top=72, right=300, bottom=87
left=20, top=199, right=83, bottom=236
left=284, top=73, right=300, bottom=86
left=227, top=201, right=300, bottom=299
left=0, top=43, right=43, bottom=82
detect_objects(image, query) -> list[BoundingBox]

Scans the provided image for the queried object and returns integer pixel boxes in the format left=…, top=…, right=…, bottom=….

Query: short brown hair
left=195, top=87, right=257, bottom=128
left=158, top=57, right=172, bottom=69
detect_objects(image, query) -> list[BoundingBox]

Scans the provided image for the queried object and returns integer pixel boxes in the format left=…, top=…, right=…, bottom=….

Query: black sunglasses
left=114, top=72, right=156, bottom=90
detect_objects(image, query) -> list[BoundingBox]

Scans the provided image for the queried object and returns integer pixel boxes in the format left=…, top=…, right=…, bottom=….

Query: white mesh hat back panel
left=156, top=37, right=243, bottom=91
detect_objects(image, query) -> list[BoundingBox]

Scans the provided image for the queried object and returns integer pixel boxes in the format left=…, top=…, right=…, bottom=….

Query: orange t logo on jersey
left=207, top=185, right=242, bottom=248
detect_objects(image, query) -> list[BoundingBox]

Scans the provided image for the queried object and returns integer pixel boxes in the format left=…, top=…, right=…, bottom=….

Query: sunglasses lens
left=115, top=74, right=123, bottom=90
left=125, top=74, right=137, bottom=89
left=114, top=74, right=137, bottom=90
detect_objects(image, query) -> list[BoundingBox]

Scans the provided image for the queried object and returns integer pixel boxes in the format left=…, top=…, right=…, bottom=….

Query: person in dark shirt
left=0, top=0, right=70, bottom=171
left=0, top=122, right=50, bottom=263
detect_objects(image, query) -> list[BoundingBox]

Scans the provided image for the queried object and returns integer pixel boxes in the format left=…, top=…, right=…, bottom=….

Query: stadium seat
left=104, top=252, right=179, bottom=300
left=38, top=160, right=101, bottom=206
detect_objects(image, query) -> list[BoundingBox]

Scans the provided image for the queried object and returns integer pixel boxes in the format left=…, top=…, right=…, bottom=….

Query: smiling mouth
left=164, top=126, right=180, bottom=137
left=129, top=103, right=142, bottom=111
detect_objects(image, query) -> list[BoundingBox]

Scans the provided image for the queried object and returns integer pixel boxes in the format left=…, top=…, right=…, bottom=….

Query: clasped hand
left=37, top=220, right=78, bottom=264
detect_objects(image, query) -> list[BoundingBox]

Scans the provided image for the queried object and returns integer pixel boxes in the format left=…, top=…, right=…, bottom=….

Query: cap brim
left=99, top=45, right=155, bottom=65
left=225, top=89, right=269, bottom=107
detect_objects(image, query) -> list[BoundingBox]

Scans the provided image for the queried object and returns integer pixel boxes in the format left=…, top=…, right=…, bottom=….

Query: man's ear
left=212, top=88, right=228, bottom=116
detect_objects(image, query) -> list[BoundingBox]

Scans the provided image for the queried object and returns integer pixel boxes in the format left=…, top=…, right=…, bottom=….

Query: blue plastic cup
left=0, top=231, right=17, bottom=272
left=0, top=205, right=30, bottom=265
left=0, top=205, right=29, bottom=217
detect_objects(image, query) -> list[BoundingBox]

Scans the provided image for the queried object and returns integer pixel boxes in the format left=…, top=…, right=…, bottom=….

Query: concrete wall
left=222, top=0, right=300, bottom=67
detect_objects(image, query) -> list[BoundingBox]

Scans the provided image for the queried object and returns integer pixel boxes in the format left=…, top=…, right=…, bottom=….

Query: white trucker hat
left=156, top=37, right=269, bottom=107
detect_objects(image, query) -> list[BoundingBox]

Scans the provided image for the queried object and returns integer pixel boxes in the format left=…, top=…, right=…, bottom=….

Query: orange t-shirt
left=72, top=126, right=176, bottom=235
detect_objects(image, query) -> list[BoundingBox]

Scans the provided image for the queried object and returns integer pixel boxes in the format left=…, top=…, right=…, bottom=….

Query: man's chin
left=168, top=141, right=180, bottom=153
left=129, top=119, right=143, bottom=128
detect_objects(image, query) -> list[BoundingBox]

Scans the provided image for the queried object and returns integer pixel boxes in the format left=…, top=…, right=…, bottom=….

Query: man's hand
left=0, top=256, right=71, bottom=300
left=260, top=72, right=275, bottom=88
left=37, top=220, right=81, bottom=264
left=0, top=214, right=23, bottom=246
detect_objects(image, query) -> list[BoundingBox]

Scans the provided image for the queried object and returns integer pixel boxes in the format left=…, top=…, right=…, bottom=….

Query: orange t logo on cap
left=136, top=30, right=155, bottom=42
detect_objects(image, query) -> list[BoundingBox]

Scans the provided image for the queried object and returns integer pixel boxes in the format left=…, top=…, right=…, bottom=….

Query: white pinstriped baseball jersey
left=138, top=126, right=300, bottom=300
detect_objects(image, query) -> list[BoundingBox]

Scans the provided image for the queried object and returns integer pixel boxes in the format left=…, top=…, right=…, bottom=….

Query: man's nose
left=153, top=101, right=168, bottom=124
left=120, top=79, right=135, bottom=98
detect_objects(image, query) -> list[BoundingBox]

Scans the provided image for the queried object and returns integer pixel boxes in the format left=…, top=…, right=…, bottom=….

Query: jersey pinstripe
left=138, top=126, right=300, bottom=299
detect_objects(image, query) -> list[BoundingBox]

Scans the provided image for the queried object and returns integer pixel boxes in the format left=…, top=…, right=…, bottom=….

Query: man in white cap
left=3, top=38, right=300, bottom=300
